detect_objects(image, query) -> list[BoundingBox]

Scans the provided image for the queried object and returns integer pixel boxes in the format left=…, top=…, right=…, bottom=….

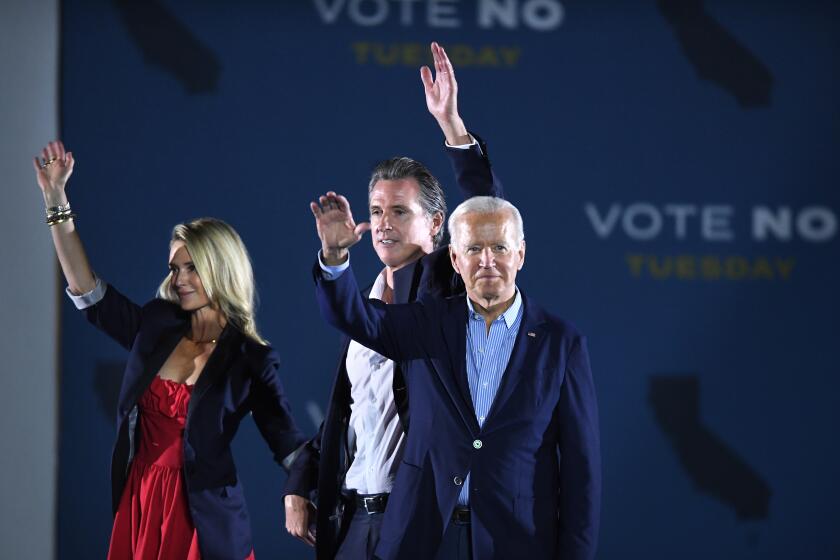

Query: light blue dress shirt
left=317, top=252, right=524, bottom=507
left=458, top=289, right=523, bottom=505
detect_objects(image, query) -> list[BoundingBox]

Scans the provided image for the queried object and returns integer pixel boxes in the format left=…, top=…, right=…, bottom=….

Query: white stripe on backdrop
left=0, top=0, right=59, bottom=558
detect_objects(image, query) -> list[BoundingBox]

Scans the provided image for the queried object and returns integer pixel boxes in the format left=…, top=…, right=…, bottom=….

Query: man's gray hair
left=368, top=157, right=447, bottom=248
left=448, top=196, right=525, bottom=249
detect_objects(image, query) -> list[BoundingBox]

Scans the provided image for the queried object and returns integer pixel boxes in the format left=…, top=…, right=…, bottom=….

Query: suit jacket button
left=472, top=439, right=483, bottom=449
left=453, top=476, right=463, bottom=486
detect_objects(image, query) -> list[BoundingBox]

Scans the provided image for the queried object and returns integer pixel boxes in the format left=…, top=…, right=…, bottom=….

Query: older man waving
left=309, top=192, right=601, bottom=560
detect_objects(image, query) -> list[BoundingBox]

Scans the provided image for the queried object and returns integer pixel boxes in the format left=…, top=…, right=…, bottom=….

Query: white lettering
left=664, top=204, right=697, bottom=239
left=315, top=0, right=563, bottom=29
left=588, top=202, right=837, bottom=243
left=313, top=0, right=346, bottom=23
left=522, top=0, right=563, bottom=31
left=797, top=206, right=837, bottom=242
left=702, top=205, right=733, bottom=241
left=429, top=0, right=460, bottom=27
left=478, top=0, right=517, bottom=29
left=752, top=206, right=791, bottom=241
left=393, top=0, right=422, bottom=25
left=623, top=203, right=662, bottom=240
left=348, top=0, right=388, bottom=26
left=584, top=203, right=621, bottom=239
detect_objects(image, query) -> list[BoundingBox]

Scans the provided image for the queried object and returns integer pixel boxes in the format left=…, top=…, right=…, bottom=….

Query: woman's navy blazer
left=82, top=284, right=305, bottom=560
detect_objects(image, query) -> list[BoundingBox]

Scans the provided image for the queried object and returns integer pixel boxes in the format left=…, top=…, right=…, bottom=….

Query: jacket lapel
left=393, top=247, right=466, bottom=303
left=416, top=247, right=464, bottom=300
left=188, top=324, right=240, bottom=416
left=484, top=294, right=546, bottom=427
left=127, top=321, right=186, bottom=409
left=440, top=297, right=481, bottom=434
left=395, top=255, right=477, bottom=431
left=392, top=259, right=420, bottom=304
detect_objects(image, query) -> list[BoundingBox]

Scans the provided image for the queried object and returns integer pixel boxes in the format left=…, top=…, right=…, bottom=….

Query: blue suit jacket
left=82, top=284, right=305, bottom=560
left=314, top=265, right=601, bottom=560
left=284, top=137, right=504, bottom=559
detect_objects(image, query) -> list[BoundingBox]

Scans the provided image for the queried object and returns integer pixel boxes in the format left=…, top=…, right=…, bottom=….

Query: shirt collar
left=369, top=269, right=388, bottom=300
left=466, top=287, right=522, bottom=329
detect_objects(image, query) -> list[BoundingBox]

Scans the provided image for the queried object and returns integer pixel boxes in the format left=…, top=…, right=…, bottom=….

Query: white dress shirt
left=66, top=276, right=107, bottom=309
left=318, top=134, right=480, bottom=494
left=342, top=270, right=405, bottom=494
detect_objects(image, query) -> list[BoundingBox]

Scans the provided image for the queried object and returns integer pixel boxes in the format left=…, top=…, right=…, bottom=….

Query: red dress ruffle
left=107, top=376, right=255, bottom=560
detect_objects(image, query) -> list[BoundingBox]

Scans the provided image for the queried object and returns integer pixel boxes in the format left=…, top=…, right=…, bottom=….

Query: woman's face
left=168, top=241, right=210, bottom=311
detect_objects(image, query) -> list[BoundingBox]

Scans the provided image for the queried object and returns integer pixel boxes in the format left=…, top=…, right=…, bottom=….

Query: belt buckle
left=362, top=495, right=378, bottom=514
left=452, top=507, right=470, bottom=524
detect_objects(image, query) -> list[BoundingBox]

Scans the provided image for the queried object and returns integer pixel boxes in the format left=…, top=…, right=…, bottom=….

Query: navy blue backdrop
left=58, top=1, right=839, bottom=558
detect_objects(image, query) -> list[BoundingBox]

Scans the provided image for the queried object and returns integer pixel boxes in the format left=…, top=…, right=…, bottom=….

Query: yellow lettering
left=675, top=255, right=695, bottom=279
left=373, top=43, right=400, bottom=65
left=624, top=254, right=798, bottom=281
left=626, top=254, right=644, bottom=277
left=648, top=256, right=672, bottom=279
left=476, top=46, right=500, bottom=66
left=449, top=45, right=474, bottom=66
left=351, top=43, right=523, bottom=68
left=725, top=257, right=748, bottom=279
left=700, top=256, right=721, bottom=280
left=500, top=47, right=521, bottom=66
left=775, top=258, right=795, bottom=280
left=401, top=43, right=422, bottom=66
left=352, top=42, right=371, bottom=64
left=751, top=257, right=774, bottom=279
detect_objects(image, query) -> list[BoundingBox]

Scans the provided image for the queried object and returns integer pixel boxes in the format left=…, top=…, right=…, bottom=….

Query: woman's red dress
left=106, top=376, right=255, bottom=559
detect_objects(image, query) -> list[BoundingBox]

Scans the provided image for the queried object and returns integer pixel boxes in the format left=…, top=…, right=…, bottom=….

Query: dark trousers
left=335, top=506, right=385, bottom=560
left=433, top=518, right=473, bottom=560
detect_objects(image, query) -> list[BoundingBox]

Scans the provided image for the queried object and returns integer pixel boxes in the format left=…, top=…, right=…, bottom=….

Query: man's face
left=369, top=178, right=442, bottom=270
left=449, top=211, right=525, bottom=305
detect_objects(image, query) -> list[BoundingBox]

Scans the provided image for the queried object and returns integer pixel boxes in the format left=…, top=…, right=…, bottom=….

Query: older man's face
left=449, top=210, right=525, bottom=306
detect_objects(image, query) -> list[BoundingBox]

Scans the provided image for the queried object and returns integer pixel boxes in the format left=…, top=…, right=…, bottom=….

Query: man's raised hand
left=310, top=191, right=370, bottom=265
left=420, top=42, right=470, bottom=145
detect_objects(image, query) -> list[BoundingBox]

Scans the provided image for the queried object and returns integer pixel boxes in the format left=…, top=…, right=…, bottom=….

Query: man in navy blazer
left=284, top=42, right=504, bottom=560
left=284, top=138, right=502, bottom=556
left=309, top=194, right=601, bottom=560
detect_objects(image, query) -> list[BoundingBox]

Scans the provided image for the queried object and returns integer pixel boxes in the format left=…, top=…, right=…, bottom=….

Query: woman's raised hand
left=32, top=140, right=96, bottom=294
left=32, top=140, right=74, bottom=204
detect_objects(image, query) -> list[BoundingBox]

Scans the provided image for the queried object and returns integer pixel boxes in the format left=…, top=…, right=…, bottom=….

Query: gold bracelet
left=46, top=212, right=76, bottom=226
left=46, top=209, right=72, bottom=222
left=46, top=203, right=71, bottom=216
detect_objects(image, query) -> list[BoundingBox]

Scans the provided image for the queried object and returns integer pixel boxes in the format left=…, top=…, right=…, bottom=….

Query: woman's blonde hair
left=157, top=217, right=267, bottom=345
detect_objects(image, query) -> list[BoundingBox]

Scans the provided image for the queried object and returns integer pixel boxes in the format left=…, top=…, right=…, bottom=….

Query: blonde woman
left=33, top=141, right=304, bottom=559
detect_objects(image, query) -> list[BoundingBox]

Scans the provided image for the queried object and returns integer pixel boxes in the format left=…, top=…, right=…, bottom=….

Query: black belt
left=451, top=506, right=471, bottom=524
left=353, top=492, right=390, bottom=514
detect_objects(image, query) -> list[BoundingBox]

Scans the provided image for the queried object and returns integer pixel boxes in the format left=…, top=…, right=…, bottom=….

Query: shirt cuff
left=318, top=251, right=350, bottom=281
left=66, top=277, right=107, bottom=310
left=445, top=134, right=478, bottom=151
